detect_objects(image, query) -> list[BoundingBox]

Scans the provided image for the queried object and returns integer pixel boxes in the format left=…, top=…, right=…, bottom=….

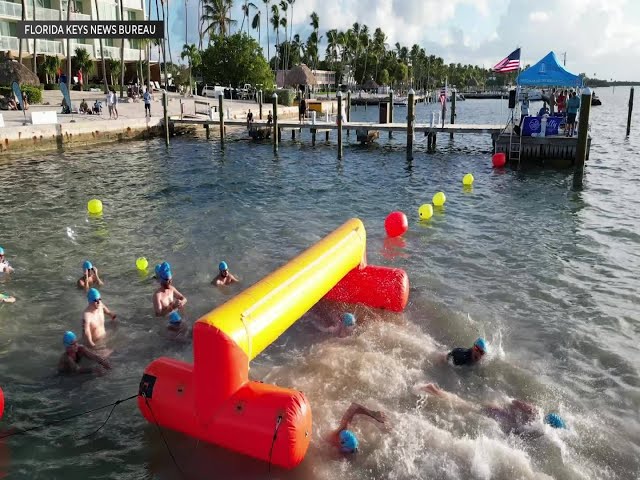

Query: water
left=0, top=87, right=638, bottom=479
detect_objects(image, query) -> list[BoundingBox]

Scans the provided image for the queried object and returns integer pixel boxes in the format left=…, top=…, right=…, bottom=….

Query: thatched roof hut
left=0, top=54, right=41, bottom=86
left=285, top=64, right=317, bottom=87
left=363, top=78, right=379, bottom=90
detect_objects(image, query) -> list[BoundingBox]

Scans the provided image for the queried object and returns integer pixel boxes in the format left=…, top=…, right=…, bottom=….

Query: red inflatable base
left=138, top=358, right=312, bottom=470
left=324, top=264, right=409, bottom=312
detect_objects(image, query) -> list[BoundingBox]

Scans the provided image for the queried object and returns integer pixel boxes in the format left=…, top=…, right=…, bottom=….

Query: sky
left=161, top=0, right=640, bottom=81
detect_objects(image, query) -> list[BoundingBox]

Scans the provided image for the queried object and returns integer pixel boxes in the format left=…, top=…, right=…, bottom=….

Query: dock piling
left=337, top=91, right=343, bottom=159
left=311, top=129, right=316, bottom=146
left=272, top=93, right=278, bottom=153
left=205, top=124, right=210, bottom=139
left=346, top=91, right=351, bottom=137
left=627, top=87, right=634, bottom=136
left=450, top=89, right=456, bottom=139
left=407, top=89, right=415, bottom=160
left=573, top=87, right=592, bottom=189
left=259, top=89, right=263, bottom=120
left=389, top=90, right=394, bottom=138
left=218, top=95, right=224, bottom=148
left=162, top=92, right=169, bottom=146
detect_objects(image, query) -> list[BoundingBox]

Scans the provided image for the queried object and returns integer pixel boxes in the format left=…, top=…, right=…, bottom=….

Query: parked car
left=201, top=85, right=225, bottom=98
left=238, top=83, right=254, bottom=100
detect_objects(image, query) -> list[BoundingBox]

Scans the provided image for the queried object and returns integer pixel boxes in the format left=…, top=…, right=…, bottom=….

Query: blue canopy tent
left=516, top=51, right=583, bottom=87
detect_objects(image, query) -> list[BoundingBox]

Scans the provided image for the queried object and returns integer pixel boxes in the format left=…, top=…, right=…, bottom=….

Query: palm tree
left=251, top=10, right=261, bottom=45
left=108, top=58, right=122, bottom=85
left=325, top=29, right=338, bottom=70
left=94, top=0, right=109, bottom=92
left=202, top=0, right=236, bottom=39
left=41, top=55, right=60, bottom=84
left=309, top=11, right=319, bottom=70
left=119, top=0, right=125, bottom=97
left=359, top=25, right=370, bottom=84
left=287, top=0, right=295, bottom=68
left=372, top=27, right=386, bottom=82
left=18, top=0, right=25, bottom=65
left=181, top=43, right=201, bottom=95
left=73, top=47, right=94, bottom=90
left=241, top=1, right=257, bottom=36
left=66, top=0, right=76, bottom=90
left=270, top=4, right=280, bottom=71
left=31, top=0, right=37, bottom=74
left=262, top=0, right=270, bottom=63
left=278, top=1, right=287, bottom=69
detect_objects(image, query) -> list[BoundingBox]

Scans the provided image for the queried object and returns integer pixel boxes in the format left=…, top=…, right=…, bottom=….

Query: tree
left=379, top=68, right=389, bottom=86
left=73, top=47, right=94, bottom=90
left=41, top=56, right=60, bottom=84
left=262, top=0, right=270, bottom=64
left=240, top=1, right=257, bottom=36
left=201, top=33, right=273, bottom=88
left=108, top=58, right=122, bottom=86
left=31, top=0, right=36, bottom=74
left=202, top=0, right=236, bottom=39
left=251, top=10, right=261, bottom=45
left=94, top=0, right=109, bottom=92
left=270, top=4, right=280, bottom=72
left=309, top=11, right=319, bottom=70
left=181, top=43, right=201, bottom=94
left=394, top=62, right=407, bottom=86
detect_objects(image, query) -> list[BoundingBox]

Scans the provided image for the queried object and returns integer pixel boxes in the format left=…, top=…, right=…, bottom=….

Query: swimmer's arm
left=79, top=346, right=111, bottom=369
left=83, top=319, right=96, bottom=348
left=59, top=354, right=92, bottom=374
left=338, top=403, right=389, bottom=432
left=229, top=273, right=239, bottom=283
left=418, top=384, right=478, bottom=413
left=93, top=268, right=104, bottom=286
left=153, top=293, right=166, bottom=316
left=314, top=322, right=340, bottom=333
left=102, top=304, right=117, bottom=321
left=511, top=399, right=535, bottom=415
left=173, top=287, right=187, bottom=306
left=77, top=276, right=87, bottom=290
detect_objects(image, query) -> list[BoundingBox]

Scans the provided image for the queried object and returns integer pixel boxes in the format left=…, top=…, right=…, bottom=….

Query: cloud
left=528, top=11, right=548, bottom=22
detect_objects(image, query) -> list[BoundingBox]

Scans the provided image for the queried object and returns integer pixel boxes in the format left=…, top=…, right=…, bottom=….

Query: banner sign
left=60, top=81, right=72, bottom=112
left=17, top=21, right=164, bottom=39
left=11, top=82, right=23, bottom=111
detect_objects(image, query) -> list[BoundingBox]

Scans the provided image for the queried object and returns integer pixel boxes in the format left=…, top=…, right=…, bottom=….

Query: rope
left=267, top=415, right=283, bottom=475
left=0, top=394, right=138, bottom=440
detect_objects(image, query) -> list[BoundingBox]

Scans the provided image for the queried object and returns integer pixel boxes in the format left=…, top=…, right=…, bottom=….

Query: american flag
left=492, top=48, right=521, bottom=73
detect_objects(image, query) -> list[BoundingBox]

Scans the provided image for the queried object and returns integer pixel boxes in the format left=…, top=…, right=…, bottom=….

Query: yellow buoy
left=87, top=199, right=103, bottom=215
left=432, top=192, right=446, bottom=207
left=136, top=257, right=149, bottom=271
left=418, top=204, right=433, bottom=220
left=462, top=173, right=474, bottom=186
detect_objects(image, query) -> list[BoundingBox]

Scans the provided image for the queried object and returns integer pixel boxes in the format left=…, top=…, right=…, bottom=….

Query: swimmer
left=77, top=260, right=104, bottom=290
left=315, top=312, right=357, bottom=337
left=443, top=337, right=487, bottom=366
left=212, top=261, right=238, bottom=286
left=153, top=262, right=187, bottom=320
left=58, top=331, right=111, bottom=375
left=329, top=403, right=390, bottom=454
left=0, top=247, right=14, bottom=274
left=82, top=288, right=117, bottom=349
left=0, top=293, right=15, bottom=303
left=417, top=383, right=567, bottom=435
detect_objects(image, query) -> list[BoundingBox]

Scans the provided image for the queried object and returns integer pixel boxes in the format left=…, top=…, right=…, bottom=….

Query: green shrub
left=0, top=84, right=43, bottom=103
left=263, top=88, right=294, bottom=106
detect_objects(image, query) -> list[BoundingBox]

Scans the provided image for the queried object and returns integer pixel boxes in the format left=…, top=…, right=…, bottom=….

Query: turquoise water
left=0, top=87, right=638, bottom=479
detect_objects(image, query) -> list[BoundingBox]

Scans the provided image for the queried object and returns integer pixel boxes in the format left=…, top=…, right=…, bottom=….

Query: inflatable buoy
left=432, top=192, right=446, bottom=207
left=87, top=199, right=103, bottom=215
left=0, top=386, right=4, bottom=420
left=418, top=204, right=433, bottom=220
left=384, top=211, right=408, bottom=238
left=492, top=153, right=506, bottom=168
left=462, top=173, right=474, bottom=186
left=136, top=257, right=149, bottom=271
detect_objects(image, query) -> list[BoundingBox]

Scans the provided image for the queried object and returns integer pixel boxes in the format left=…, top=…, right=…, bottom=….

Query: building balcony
left=36, top=38, right=63, bottom=55
left=0, top=0, right=21, bottom=19
left=122, top=0, right=143, bottom=10
left=24, top=4, right=62, bottom=21
left=0, top=34, right=18, bottom=50
left=96, top=45, right=140, bottom=62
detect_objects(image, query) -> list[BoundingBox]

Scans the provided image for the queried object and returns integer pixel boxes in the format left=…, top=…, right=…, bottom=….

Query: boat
left=393, top=96, right=408, bottom=106
left=447, top=93, right=465, bottom=102
left=517, top=89, right=543, bottom=101
left=591, top=93, right=602, bottom=106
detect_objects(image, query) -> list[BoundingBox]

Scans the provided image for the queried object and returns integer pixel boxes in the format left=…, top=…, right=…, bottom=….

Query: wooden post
left=218, top=94, right=224, bottom=148
left=626, top=87, right=634, bottom=136
left=573, top=88, right=592, bottom=189
left=441, top=93, right=446, bottom=128
left=272, top=93, right=278, bottom=153
left=346, top=91, right=351, bottom=137
left=205, top=124, right=210, bottom=139
left=311, top=129, right=316, bottom=146
left=450, top=89, right=456, bottom=139
left=337, top=91, right=343, bottom=159
left=407, top=89, right=415, bottom=160
left=259, top=89, right=263, bottom=120
left=162, top=92, right=169, bottom=146
left=325, top=131, right=329, bottom=141
left=388, top=90, right=394, bottom=138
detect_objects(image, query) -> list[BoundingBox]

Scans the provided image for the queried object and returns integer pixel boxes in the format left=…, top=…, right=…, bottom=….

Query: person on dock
left=153, top=262, right=188, bottom=319
left=549, top=88, right=557, bottom=114
left=416, top=383, right=567, bottom=435
left=0, top=293, right=15, bottom=303
left=58, top=331, right=111, bottom=375
left=77, top=260, right=104, bottom=291
left=82, top=288, right=117, bottom=350
left=520, top=93, right=530, bottom=122
left=298, top=96, right=307, bottom=123
left=212, top=261, right=238, bottom=286
left=315, top=312, right=357, bottom=337
left=444, top=337, right=487, bottom=366
left=557, top=90, right=567, bottom=115
left=267, top=110, right=273, bottom=126
left=328, top=402, right=390, bottom=454
left=143, top=88, right=152, bottom=117
left=0, top=247, right=14, bottom=274
left=246, top=109, right=254, bottom=129
left=566, top=91, right=581, bottom=137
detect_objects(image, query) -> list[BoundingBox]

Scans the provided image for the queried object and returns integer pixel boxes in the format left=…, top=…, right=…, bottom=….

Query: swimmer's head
left=342, top=313, right=356, bottom=327
left=0, top=246, right=4, bottom=256
left=155, top=262, right=172, bottom=283
left=82, top=260, right=93, bottom=271
left=87, top=288, right=101, bottom=304
left=338, top=430, right=359, bottom=454
left=169, top=310, right=182, bottom=324
left=63, top=331, right=77, bottom=348
left=219, top=261, right=228, bottom=277
left=544, top=413, right=566, bottom=429
left=472, top=338, right=487, bottom=362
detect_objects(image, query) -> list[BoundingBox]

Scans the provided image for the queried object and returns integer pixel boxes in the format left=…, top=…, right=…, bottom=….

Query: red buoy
left=492, top=152, right=506, bottom=168
left=0, top=386, right=4, bottom=420
left=384, top=211, right=408, bottom=238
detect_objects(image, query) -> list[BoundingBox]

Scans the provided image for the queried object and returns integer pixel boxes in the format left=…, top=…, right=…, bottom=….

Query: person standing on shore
left=143, top=88, right=152, bottom=117
left=107, top=89, right=118, bottom=120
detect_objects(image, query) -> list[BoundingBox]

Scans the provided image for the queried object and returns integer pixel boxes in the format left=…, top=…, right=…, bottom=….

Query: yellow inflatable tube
left=198, top=218, right=366, bottom=360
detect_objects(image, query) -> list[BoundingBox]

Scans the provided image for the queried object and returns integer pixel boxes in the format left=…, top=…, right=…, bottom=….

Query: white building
left=0, top=0, right=150, bottom=82
left=276, top=68, right=336, bottom=90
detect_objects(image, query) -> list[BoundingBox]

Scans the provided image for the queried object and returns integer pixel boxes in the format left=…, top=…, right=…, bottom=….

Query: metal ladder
left=508, top=114, right=522, bottom=167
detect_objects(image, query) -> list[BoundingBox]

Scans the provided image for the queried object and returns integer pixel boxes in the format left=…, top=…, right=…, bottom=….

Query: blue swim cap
left=63, top=331, right=77, bottom=347
left=169, top=310, right=182, bottom=324
left=155, top=262, right=172, bottom=281
left=87, top=288, right=101, bottom=303
left=219, top=261, right=228, bottom=272
left=474, top=337, right=488, bottom=353
left=544, top=413, right=566, bottom=429
left=338, top=430, right=359, bottom=453
left=0, top=246, right=4, bottom=255
left=342, top=313, right=356, bottom=327
left=83, top=260, right=93, bottom=271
